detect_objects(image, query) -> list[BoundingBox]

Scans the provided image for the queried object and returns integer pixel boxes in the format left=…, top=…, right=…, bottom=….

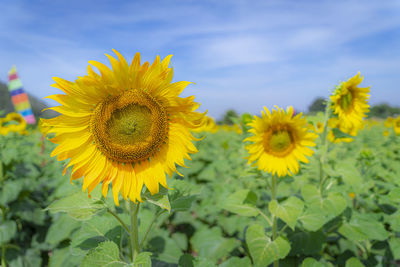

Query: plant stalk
left=319, top=99, right=331, bottom=195
left=1, top=245, right=5, bottom=267
left=140, top=210, right=166, bottom=248
left=129, top=202, right=140, bottom=263
left=271, top=175, right=278, bottom=267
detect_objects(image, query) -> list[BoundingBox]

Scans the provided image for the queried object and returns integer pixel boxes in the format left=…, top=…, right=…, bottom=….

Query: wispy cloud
left=0, top=0, right=399, bottom=118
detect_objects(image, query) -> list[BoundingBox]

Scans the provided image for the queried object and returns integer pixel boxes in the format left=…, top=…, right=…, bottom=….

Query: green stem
left=139, top=210, right=166, bottom=248
left=319, top=99, right=331, bottom=195
left=1, top=246, right=5, bottom=267
left=129, top=202, right=140, bottom=263
left=106, top=208, right=130, bottom=234
left=271, top=175, right=278, bottom=267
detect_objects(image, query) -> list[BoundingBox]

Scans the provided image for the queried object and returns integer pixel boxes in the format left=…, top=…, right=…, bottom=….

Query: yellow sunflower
left=330, top=73, right=370, bottom=130
left=394, top=116, right=400, bottom=135
left=384, top=117, right=394, bottom=128
left=327, top=118, right=356, bottom=143
left=1, top=112, right=27, bottom=135
left=41, top=50, right=204, bottom=205
left=244, top=106, right=317, bottom=177
left=192, top=116, right=218, bottom=133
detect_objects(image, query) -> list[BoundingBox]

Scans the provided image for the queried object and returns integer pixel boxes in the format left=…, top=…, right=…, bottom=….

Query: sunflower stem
left=106, top=208, right=130, bottom=234
left=1, top=245, right=6, bottom=267
left=129, top=202, right=140, bottom=263
left=1, top=205, right=6, bottom=267
left=271, top=175, right=279, bottom=267
left=319, top=99, right=331, bottom=195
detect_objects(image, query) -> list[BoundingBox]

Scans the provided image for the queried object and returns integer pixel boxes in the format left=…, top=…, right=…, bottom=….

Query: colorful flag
left=7, top=66, right=36, bottom=124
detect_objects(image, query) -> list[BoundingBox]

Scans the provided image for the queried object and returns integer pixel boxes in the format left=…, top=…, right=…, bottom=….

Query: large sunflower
left=244, top=106, right=317, bottom=177
left=330, top=73, right=370, bottom=130
left=42, top=50, right=204, bottom=205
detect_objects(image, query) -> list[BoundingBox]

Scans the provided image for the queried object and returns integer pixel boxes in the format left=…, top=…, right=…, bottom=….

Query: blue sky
left=1, top=0, right=399, bottom=118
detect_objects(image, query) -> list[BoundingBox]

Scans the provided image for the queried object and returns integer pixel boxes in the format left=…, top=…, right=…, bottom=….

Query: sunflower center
left=340, top=91, right=353, bottom=111
left=91, top=90, right=168, bottom=163
left=264, top=129, right=295, bottom=157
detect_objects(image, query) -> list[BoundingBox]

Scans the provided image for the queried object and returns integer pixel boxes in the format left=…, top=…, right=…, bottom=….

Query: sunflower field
left=1, top=52, right=400, bottom=267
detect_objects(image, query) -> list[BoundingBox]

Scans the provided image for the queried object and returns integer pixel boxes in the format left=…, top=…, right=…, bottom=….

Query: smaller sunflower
left=394, top=116, right=400, bottom=135
left=384, top=117, right=394, bottom=128
left=327, top=118, right=355, bottom=143
left=0, top=112, right=27, bottom=135
left=192, top=116, right=219, bottom=133
left=245, top=106, right=317, bottom=177
left=330, top=73, right=370, bottom=130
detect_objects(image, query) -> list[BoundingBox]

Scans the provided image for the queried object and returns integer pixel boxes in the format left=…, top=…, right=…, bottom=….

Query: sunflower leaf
left=268, top=196, right=304, bottom=230
left=221, top=189, right=259, bottom=217
left=46, top=190, right=105, bottom=220
left=80, top=241, right=126, bottom=267
left=246, top=224, right=290, bottom=267
left=143, top=187, right=171, bottom=212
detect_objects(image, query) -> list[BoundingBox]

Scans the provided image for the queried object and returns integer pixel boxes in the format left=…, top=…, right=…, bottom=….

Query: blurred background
left=1, top=0, right=400, bottom=120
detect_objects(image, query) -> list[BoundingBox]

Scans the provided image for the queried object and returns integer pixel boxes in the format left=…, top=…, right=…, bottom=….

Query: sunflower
left=394, top=116, right=400, bottom=135
left=244, top=106, right=317, bottom=177
left=41, top=50, right=204, bottom=205
left=192, top=116, right=218, bottom=133
left=327, top=118, right=356, bottom=143
left=384, top=117, right=394, bottom=128
left=0, top=112, right=27, bottom=135
left=330, top=73, right=370, bottom=130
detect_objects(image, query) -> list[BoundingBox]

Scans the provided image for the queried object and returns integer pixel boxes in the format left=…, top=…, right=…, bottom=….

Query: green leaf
left=45, top=214, right=80, bottom=245
left=222, top=189, right=259, bottom=217
left=171, top=195, right=196, bottom=212
left=172, top=232, right=188, bottom=251
left=301, top=184, right=320, bottom=205
left=338, top=222, right=368, bottom=242
left=191, top=227, right=237, bottom=263
left=339, top=213, right=389, bottom=242
left=48, top=247, right=84, bottom=267
left=322, top=193, right=347, bottom=217
left=70, top=213, right=122, bottom=256
left=134, top=252, right=152, bottom=267
left=81, top=241, right=126, bottom=267
left=0, top=180, right=23, bottom=205
left=246, top=224, right=290, bottom=267
left=47, top=191, right=105, bottom=220
left=389, top=237, right=400, bottom=260
left=147, top=231, right=183, bottom=264
left=179, top=254, right=194, bottom=267
left=332, top=128, right=353, bottom=139
left=345, top=257, right=364, bottom=267
left=0, top=220, right=17, bottom=245
left=301, top=258, right=325, bottom=267
left=268, top=196, right=304, bottom=230
left=219, top=257, right=251, bottom=267
left=143, top=187, right=171, bottom=212
left=388, top=187, right=400, bottom=203
left=299, top=208, right=329, bottom=232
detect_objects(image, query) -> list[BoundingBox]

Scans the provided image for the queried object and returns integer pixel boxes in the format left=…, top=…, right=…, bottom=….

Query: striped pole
left=7, top=66, right=36, bottom=124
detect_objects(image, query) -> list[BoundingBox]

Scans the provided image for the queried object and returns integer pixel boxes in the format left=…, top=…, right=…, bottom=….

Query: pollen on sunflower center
left=91, top=90, right=168, bottom=163
left=264, top=128, right=295, bottom=157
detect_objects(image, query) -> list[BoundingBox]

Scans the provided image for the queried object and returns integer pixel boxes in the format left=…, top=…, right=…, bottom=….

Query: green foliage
left=1, top=115, right=400, bottom=266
